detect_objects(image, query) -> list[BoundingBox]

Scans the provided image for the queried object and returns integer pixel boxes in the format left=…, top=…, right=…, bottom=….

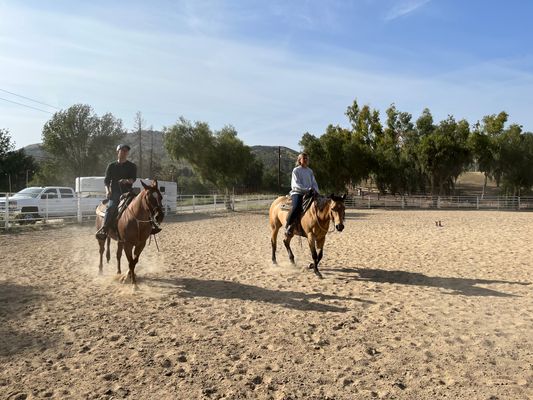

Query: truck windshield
left=13, top=188, right=43, bottom=198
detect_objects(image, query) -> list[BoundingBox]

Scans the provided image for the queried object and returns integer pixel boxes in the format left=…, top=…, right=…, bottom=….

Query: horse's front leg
left=315, top=236, right=326, bottom=275
left=307, top=235, right=323, bottom=279
left=129, top=241, right=146, bottom=288
left=283, top=235, right=295, bottom=264
left=121, top=243, right=136, bottom=290
left=116, top=241, right=124, bottom=275
left=98, top=239, right=105, bottom=275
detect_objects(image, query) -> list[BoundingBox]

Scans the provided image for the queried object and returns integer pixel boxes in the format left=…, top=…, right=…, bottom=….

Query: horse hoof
left=308, top=263, right=314, bottom=269
left=272, top=260, right=277, bottom=265
left=315, top=270, right=323, bottom=279
left=98, top=269, right=103, bottom=276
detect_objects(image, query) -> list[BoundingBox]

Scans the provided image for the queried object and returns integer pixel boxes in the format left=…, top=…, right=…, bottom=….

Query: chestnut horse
left=269, top=194, right=346, bottom=278
left=95, top=180, right=164, bottom=289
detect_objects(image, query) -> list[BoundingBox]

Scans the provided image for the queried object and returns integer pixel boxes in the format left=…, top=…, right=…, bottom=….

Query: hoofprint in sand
left=0, top=210, right=531, bottom=399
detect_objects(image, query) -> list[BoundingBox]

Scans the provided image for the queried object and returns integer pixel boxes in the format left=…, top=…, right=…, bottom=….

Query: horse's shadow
left=141, top=277, right=374, bottom=312
left=325, top=267, right=530, bottom=297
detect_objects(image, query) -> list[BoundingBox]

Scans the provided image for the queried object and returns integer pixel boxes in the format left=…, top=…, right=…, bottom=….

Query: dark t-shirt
left=104, top=160, right=137, bottom=199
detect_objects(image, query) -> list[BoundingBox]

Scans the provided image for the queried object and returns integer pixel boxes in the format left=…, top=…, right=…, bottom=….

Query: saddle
left=281, top=191, right=320, bottom=235
left=280, top=191, right=318, bottom=213
left=96, top=191, right=136, bottom=228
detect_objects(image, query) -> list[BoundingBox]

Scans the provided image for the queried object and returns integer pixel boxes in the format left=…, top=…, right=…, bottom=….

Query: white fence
left=2, top=192, right=533, bottom=231
left=347, top=195, right=533, bottom=210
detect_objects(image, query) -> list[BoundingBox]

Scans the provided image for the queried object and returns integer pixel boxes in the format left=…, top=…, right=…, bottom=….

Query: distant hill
left=21, top=131, right=299, bottom=176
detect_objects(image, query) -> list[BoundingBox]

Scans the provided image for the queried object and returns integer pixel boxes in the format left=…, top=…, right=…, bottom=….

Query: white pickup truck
left=0, top=186, right=103, bottom=224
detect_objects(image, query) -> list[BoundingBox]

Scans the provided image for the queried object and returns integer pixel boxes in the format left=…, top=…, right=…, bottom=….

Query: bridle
left=126, top=187, right=163, bottom=226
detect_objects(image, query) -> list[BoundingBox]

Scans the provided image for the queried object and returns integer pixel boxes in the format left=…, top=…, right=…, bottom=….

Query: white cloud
left=384, top=0, right=431, bottom=21
left=1, top=1, right=533, bottom=151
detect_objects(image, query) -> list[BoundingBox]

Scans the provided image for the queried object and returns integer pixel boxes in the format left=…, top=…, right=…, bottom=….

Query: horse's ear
left=342, top=193, right=346, bottom=200
left=152, top=179, right=158, bottom=188
left=141, top=180, right=149, bottom=190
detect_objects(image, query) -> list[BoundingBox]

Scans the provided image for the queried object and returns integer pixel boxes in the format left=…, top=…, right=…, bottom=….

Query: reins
left=313, top=201, right=335, bottom=233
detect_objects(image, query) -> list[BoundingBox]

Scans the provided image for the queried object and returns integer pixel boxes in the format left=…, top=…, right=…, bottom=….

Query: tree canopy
left=39, top=104, right=125, bottom=185
left=164, top=117, right=263, bottom=193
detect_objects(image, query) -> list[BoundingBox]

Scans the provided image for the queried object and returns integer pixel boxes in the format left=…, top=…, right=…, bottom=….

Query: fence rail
left=2, top=193, right=532, bottom=231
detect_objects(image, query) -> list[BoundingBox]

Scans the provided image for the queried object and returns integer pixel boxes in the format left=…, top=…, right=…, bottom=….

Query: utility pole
left=135, top=111, right=144, bottom=177
left=149, top=127, right=154, bottom=178
left=278, top=146, right=281, bottom=192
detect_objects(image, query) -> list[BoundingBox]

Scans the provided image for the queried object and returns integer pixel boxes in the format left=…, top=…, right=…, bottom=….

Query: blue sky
left=1, top=0, right=532, bottom=150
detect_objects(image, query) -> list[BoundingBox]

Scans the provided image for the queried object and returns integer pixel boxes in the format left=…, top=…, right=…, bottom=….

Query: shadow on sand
left=142, top=277, right=374, bottom=312
left=0, top=282, right=58, bottom=356
left=325, top=267, right=530, bottom=297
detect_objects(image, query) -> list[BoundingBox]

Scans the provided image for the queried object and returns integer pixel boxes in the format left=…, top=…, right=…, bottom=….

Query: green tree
left=500, top=127, right=533, bottom=196
left=417, top=114, right=472, bottom=195
left=41, top=104, right=125, bottom=185
left=164, top=117, right=262, bottom=201
left=0, top=129, right=38, bottom=192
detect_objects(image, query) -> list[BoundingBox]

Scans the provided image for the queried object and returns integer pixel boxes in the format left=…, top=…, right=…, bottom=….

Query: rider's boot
left=95, top=226, right=108, bottom=241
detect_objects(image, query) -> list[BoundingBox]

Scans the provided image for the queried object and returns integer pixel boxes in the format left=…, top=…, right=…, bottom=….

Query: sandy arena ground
left=0, top=209, right=532, bottom=400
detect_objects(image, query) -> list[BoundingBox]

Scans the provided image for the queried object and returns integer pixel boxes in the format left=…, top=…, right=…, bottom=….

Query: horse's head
left=141, top=179, right=165, bottom=224
left=328, top=193, right=346, bottom=232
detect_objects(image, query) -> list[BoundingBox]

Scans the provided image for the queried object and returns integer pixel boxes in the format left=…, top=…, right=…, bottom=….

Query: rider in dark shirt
left=95, top=144, right=137, bottom=240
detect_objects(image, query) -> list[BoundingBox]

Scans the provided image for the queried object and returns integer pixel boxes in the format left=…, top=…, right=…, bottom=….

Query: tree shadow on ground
left=0, top=281, right=57, bottom=356
left=142, top=277, right=374, bottom=312
left=324, top=267, right=530, bottom=297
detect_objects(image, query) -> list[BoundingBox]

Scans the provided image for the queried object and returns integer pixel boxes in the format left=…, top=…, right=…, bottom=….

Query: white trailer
left=75, top=176, right=177, bottom=213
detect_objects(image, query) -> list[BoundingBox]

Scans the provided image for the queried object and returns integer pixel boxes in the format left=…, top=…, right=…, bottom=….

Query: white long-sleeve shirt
left=290, top=166, right=319, bottom=196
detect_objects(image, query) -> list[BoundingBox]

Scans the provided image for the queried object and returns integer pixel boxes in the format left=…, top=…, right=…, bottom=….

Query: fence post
left=367, top=197, right=370, bottom=209
left=77, top=193, right=82, bottom=224
left=476, top=196, right=479, bottom=210
left=518, top=196, right=521, bottom=210
left=45, top=195, right=49, bottom=223
left=192, top=195, right=196, bottom=213
left=5, top=193, right=9, bottom=231
left=214, top=194, right=217, bottom=211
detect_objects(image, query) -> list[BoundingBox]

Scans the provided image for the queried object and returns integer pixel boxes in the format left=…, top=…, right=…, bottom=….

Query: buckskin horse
left=269, top=193, right=346, bottom=278
left=95, top=180, right=164, bottom=290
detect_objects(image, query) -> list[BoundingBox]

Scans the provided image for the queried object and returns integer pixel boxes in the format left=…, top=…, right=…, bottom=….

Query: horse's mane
left=315, top=195, right=329, bottom=211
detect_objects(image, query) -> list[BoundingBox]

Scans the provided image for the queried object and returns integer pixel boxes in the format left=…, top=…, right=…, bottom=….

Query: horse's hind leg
left=271, top=223, right=281, bottom=264
left=283, top=236, right=295, bottom=264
